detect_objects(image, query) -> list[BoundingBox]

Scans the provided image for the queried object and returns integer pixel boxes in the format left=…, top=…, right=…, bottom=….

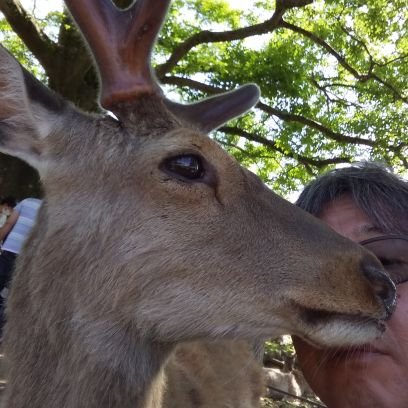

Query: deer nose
left=363, top=264, right=397, bottom=319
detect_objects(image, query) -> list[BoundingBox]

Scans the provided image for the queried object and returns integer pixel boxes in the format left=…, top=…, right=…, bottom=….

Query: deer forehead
left=43, top=122, right=249, bottom=206
left=137, top=128, right=236, bottom=164
left=49, top=120, right=240, bottom=176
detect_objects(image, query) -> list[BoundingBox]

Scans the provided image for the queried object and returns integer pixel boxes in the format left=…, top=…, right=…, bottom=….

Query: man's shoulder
left=19, top=198, right=42, bottom=205
left=18, top=198, right=42, bottom=211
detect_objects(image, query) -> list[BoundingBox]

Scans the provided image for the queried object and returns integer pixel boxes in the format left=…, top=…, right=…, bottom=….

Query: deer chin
left=296, top=307, right=386, bottom=349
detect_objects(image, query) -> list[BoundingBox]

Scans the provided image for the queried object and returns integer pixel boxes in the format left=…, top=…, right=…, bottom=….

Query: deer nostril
left=363, top=265, right=397, bottom=319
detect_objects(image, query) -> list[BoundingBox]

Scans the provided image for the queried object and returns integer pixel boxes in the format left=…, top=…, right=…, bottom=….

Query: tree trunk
left=0, top=154, right=42, bottom=200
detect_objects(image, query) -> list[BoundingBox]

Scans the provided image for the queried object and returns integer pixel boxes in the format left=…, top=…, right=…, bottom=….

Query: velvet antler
left=65, top=0, right=171, bottom=109
left=65, top=0, right=260, bottom=129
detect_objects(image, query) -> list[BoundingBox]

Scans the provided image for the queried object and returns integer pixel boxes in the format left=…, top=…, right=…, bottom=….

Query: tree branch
left=160, top=75, right=219, bottom=93
left=220, top=125, right=352, bottom=169
left=280, top=19, right=408, bottom=103
left=374, top=53, right=408, bottom=68
left=156, top=0, right=315, bottom=78
left=1, top=3, right=99, bottom=110
left=258, top=101, right=375, bottom=146
left=161, top=75, right=376, bottom=147
left=276, top=0, right=314, bottom=10
left=0, top=0, right=58, bottom=73
left=310, top=76, right=364, bottom=110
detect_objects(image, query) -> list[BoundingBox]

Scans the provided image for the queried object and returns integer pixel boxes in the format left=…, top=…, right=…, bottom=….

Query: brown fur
left=163, top=341, right=263, bottom=408
left=0, top=3, right=395, bottom=407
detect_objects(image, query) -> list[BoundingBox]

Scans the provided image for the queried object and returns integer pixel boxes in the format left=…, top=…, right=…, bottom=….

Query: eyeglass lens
left=360, top=236, right=408, bottom=285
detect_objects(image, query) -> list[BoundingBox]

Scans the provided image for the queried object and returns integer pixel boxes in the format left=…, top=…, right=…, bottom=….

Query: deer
left=0, top=0, right=397, bottom=407
left=162, top=340, right=265, bottom=408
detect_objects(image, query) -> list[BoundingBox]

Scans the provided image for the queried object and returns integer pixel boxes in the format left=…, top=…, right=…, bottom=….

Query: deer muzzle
left=362, top=263, right=397, bottom=319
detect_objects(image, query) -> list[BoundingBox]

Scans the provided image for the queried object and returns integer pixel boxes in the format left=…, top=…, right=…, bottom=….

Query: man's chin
left=318, top=366, right=406, bottom=408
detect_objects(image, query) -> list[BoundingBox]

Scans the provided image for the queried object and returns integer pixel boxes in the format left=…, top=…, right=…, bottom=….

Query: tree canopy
left=0, top=0, right=407, bottom=198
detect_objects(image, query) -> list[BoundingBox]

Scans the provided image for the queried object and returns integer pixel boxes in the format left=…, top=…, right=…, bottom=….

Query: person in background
left=292, top=162, right=408, bottom=408
left=0, top=197, right=42, bottom=335
left=0, top=196, right=17, bottom=228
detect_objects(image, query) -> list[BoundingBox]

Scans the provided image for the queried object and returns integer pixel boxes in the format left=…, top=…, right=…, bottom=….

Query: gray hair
left=296, top=162, right=408, bottom=234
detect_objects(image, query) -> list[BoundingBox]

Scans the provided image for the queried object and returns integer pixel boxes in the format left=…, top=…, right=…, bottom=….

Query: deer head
left=0, top=0, right=396, bottom=407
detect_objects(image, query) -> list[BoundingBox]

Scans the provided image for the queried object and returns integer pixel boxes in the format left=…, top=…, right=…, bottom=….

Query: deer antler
left=65, top=0, right=171, bottom=109
left=66, top=0, right=260, bottom=129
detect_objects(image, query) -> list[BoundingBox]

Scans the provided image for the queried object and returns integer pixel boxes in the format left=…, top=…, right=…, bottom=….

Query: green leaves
left=1, top=0, right=406, bottom=197
left=156, top=0, right=407, bottom=196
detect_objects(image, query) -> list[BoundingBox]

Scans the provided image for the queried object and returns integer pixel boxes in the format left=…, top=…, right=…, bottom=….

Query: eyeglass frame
left=359, top=234, right=408, bottom=285
left=359, top=234, right=408, bottom=246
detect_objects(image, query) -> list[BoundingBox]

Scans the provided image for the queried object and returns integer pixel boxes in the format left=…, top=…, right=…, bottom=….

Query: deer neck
left=2, top=208, right=173, bottom=407
left=6, top=320, right=173, bottom=408
left=69, top=336, right=171, bottom=408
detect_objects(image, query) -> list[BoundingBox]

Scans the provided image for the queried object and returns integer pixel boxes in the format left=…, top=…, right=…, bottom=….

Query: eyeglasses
left=359, top=235, right=408, bottom=285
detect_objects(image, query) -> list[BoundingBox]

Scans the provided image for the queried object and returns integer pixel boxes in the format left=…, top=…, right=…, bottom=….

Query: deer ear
left=0, top=45, right=66, bottom=170
left=164, top=84, right=260, bottom=132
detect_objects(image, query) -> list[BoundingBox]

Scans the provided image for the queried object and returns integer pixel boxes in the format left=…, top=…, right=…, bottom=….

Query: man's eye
left=162, top=154, right=205, bottom=180
left=378, top=257, right=394, bottom=267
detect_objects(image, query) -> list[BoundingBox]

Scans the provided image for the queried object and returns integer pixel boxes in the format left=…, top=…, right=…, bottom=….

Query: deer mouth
left=300, top=306, right=385, bottom=329
left=296, top=305, right=386, bottom=348
left=300, top=307, right=379, bottom=326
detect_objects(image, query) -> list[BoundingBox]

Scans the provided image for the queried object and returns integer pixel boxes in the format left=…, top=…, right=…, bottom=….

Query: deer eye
left=161, top=154, right=205, bottom=180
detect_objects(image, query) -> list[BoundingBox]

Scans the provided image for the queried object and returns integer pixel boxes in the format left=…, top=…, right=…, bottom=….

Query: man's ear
left=0, top=45, right=67, bottom=170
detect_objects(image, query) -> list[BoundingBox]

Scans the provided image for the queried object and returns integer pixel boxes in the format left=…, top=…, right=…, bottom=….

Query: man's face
left=293, top=194, right=408, bottom=408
